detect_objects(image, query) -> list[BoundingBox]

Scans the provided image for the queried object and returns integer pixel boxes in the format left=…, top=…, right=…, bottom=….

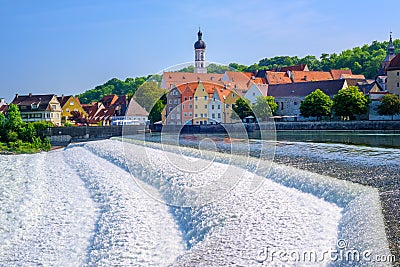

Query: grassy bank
left=0, top=139, right=51, bottom=154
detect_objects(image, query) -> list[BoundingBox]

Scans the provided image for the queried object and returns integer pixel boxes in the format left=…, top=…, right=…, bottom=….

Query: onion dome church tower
left=194, top=28, right=207, bottom=74
left=381, top=32, right=396, bottom=72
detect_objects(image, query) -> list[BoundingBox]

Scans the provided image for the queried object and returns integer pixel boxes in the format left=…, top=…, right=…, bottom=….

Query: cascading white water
left=0, top=139, right=393, bottom=266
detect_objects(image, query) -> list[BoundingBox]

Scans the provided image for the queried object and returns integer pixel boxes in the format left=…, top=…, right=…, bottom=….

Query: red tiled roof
left=0, top=105, right=8, bottom=114
left=223, top=71, right=253, bottom=90
left=202, top=81, right=224, bottom=94
left=330, top=69, right=352, bottom=80
left=266, top=71, right=292, bottom=84
left=289, top=71, right=333, bottom=83
left=279, top=64, right=308, bottom=72
left=11, top=94, right=56, bottom=111
left=268, top=79, right=346, bottom=98
left=162, top=72, right=224, bottom=89
left=57, top=95, right=73, bottom=107
left=100, top=94, right=119, bottom=107
left=340, top=74, right=365, bottom=79
left=387, top=54, right=400, bottom=70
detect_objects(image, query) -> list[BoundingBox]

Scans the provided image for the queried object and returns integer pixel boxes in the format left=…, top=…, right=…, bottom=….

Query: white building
left=244, top=84, right=269, bottom=104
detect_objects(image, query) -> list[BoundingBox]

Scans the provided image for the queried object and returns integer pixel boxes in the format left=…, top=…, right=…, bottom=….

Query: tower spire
left=194, top=28, right=207, bottom=73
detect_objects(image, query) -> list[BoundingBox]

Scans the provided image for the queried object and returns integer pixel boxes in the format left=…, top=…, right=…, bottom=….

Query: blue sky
left=0, top=0, right=399, bottom=102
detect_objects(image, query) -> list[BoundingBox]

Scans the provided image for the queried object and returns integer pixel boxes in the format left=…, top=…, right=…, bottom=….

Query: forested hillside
left=77, top=39, right=399, bottom=104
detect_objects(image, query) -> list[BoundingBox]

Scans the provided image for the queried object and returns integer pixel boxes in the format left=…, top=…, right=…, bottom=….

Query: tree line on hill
left=76, top=39, right=399, bottom=106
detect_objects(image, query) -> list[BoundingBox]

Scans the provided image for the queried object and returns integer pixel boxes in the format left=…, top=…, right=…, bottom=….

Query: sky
left=0, top=0, right=399, bottom=102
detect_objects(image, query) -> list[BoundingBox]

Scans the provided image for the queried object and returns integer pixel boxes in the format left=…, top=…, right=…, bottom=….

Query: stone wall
left=45, top=125, right=146, bottom=145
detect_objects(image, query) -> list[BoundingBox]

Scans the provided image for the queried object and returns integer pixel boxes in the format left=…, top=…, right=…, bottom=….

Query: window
left=182, top=104, right=185, bottom=110
left=195, top=114, right=198, bottom=118
left=397, top=72, right=400, bottom=76
left=212, top=113, right=215, bottom=118
left=189, top=112, right=192, bottom=116
left=212, top=105, right=214, bottom=110
left=52, top=105, right=57, bottom=110
left=171, top=114, right=175, bottom=119
left=169, top=99, right=172, bottom=104
left=169, top=107, right=172, bottom=112
left=184, top=97, right=187, bottom=101
left=189, top=96, right=192, bottom=100
left=253, top=92, right=255, bottom=96
left=74, top=108, right=78, bottom=112
left=226, top=104, right=229, bottom=108
left=195, top=96, right=198, bottom=101
left=200, top=113, right=203, bottom=118
left=232, top=93, right=235, bottom=98
left=189, top=104, right=193, bottom=109
left=56, top=113, right=60, bottom=118
left=66, top=108, right=70, bottom=112
left=281, top=102, right=284, bottom=110
left=184, top=112, right=187, bottom=117
left=174, top=99, right=178, bottom=104
left=218, top=105, right=220, bottom=109
left=204, top=96, right=207, bottom=100
left=195, top=105, right=198, bottom=109
left=70, top=101, right=74, bottom=106
left=218, top=113, right=221, bottom=118
left=398, top=82, right=400, bottom=87
left=294, top=102, right=298, bottom=106
left=204, top=105, right=207, bottom=109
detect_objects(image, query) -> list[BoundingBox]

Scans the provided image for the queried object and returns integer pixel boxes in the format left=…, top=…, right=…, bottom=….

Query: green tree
left=134, top=82, right=166, bottom=112
left=377, top=94, right=400, bottom=120
left=300, top=89, right=333, bottom=120
left=332, top=86, right=371, bottom=120
left=232, top=97, right=254, bottom=120
left=149, top=99, right=165, bottom=123
left=5, top=104, right=24, bottom=133
left=252, top=96, right=278, bottom=121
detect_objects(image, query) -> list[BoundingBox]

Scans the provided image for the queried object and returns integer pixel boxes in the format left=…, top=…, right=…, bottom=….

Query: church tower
left=382, top=32, right=396, bottom=72
left=194, top=28, right=207, bottom=74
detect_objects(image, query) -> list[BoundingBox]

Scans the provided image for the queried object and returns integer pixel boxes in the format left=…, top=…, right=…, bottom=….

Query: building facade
left=11, top=94, right=62, bottom=125
left=386, top=53, right=400, bottom=96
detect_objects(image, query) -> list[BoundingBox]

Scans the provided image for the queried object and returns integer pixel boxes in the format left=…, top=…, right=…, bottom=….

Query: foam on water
left=0, top=139, right=392, bottom=266
left=87, top=139, right=391, bottom=265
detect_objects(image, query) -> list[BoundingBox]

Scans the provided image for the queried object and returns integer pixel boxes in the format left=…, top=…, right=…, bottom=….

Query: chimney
left=29, top=93, right=32, bottom=97
left=61, top=94, right=64, bottom=100
left=15, top=93, right=19, bottom=99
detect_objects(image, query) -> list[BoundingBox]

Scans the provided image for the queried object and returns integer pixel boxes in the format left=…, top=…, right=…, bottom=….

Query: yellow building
left=386, top=53, right=400, bottom=97
left=223, top=89, right=241, bottom=123
left=193, top=81, right=223, bottom=125
left=57, top=95, right=87, bottom=124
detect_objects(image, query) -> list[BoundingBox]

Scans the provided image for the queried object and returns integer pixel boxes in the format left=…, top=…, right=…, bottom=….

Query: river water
left=0, top=133, right=397, bottom=266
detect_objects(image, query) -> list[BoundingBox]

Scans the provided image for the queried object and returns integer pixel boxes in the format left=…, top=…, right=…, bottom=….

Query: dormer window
left=70, top=101, right=74, bottom=105
left=52, top=104, right=57, bottom=110
left=31, top=103, right=39, bottom=110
